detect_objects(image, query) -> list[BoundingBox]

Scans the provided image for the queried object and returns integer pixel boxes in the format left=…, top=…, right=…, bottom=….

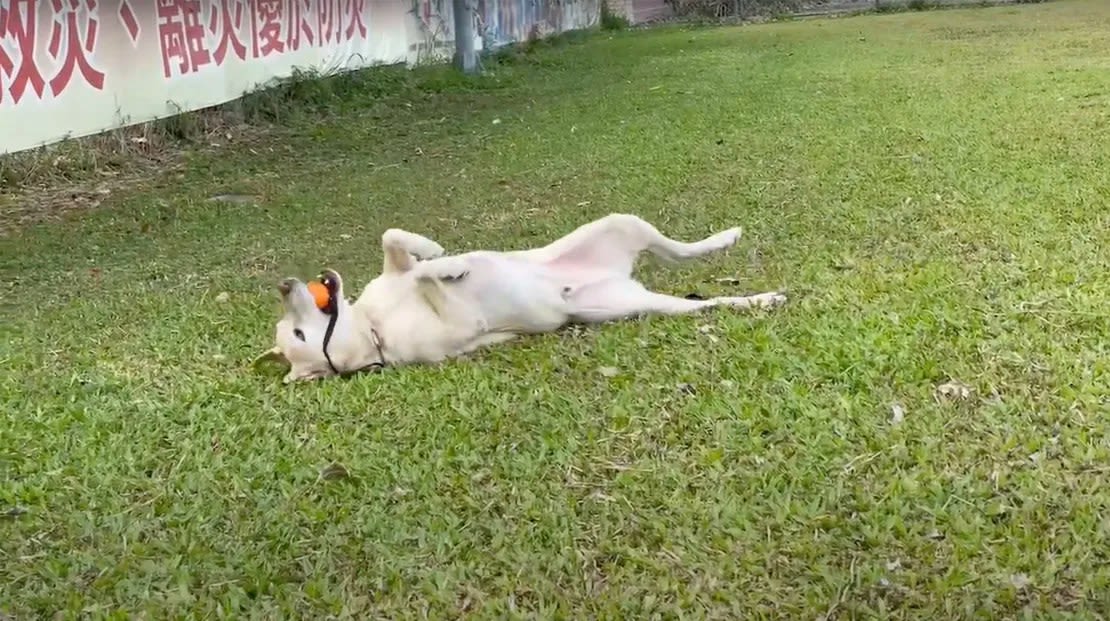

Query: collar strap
left=320, top=295, right=387, bottom=379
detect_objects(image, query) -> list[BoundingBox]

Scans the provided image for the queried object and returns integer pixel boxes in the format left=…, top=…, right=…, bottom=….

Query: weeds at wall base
left=0, top=56, right=525, bottom=235
left=601, top=0, right=632, bottom=30
left=0, top=21, right=590, bottom=209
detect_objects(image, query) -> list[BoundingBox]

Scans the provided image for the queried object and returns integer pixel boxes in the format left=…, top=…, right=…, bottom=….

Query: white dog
left=255, top=213, right=786, bottom=383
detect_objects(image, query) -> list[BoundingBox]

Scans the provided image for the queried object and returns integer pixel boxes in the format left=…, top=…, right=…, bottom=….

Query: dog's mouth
left=279, top=271, right=340, bottom=297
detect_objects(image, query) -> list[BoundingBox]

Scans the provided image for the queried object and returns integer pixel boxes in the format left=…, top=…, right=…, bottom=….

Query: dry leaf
left=890, top=403, right=905, bottom=425
left=597, top=366, right=620, bottom=378
left=214, top=292, right=230, bottom=303
left=319, top=462, right=350, bottom=481
left=935, top=380, right=972, bottom=401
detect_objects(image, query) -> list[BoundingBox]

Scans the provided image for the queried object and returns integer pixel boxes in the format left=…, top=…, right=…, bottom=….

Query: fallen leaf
left=1009, top=573, right=1031, bottom=589
left=597, top=366, right=620, bottom=378
left=719, top=380, right=736, bottom=390
left=470, top=470, right=490, bottom=483
left=214, top=292, right=230, bottom=303
left=207, top=193, right=258, bottom=205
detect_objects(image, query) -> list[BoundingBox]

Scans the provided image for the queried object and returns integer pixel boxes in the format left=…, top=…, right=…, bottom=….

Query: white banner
left=0, top=0, right=599, bottom=155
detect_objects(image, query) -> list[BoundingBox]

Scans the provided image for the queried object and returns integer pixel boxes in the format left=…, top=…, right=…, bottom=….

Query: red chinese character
left=343, top=0, right=366, bottom=41
left=251, top=0, right=284, bottom=58
left=156, top=0, right=211, bottom=78
left=209, top=0, right=248, bottom=65
left=4, top=0, right=47, bottom=103
left=316, top=0, right=339, bottom=45
left=47, top=0, right=105, bottom=96
left=285, top=0, right=314, bottom=51
left=0, top=4, right=12, bottom=102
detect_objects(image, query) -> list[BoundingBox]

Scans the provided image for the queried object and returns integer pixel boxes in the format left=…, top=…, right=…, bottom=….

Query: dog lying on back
left=255, top=213, right=786, bottom=383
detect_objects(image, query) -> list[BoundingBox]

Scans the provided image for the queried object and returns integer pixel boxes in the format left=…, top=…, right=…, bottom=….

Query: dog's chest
left=355, top=279, right=481, bottom=362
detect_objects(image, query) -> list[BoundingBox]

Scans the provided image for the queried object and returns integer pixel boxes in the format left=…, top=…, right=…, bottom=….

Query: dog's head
left=255, top=269, right=380, bottom=383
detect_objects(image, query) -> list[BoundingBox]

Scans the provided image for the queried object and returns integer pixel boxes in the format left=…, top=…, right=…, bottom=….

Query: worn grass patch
left=2, top=0, right=1109, bottom=617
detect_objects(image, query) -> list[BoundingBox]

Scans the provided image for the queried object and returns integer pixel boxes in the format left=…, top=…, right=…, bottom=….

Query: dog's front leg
left=381, top=228, right=446, bottom=274
left=412, top=257, right=487, bottom=335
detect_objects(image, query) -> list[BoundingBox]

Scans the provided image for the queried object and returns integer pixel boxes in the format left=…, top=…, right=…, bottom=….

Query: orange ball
left=307, top=280, right=330, bottom=310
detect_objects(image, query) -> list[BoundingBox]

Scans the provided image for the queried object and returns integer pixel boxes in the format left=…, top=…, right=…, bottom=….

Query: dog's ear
left=251, top=347, right=289, bottom=368
left=283, top=367, right=329, bottom=384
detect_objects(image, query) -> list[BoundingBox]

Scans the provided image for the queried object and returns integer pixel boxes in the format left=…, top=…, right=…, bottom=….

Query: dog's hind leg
left=566, top=278, right=784, bottom=323
left=513, top=214, right=742, bottom=276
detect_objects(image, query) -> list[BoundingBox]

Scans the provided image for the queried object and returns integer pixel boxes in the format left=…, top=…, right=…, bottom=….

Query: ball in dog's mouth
left=307, top=281, right=330, bottom=309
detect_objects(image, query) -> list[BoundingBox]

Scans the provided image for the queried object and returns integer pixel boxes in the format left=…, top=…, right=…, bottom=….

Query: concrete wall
left=612, top=0, right=674, bottom=23
left=0, top=0, right=600, bottom=155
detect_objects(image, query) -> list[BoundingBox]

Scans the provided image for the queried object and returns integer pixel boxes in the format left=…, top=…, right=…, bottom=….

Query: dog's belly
left=458, top=255, right=598, bottom=333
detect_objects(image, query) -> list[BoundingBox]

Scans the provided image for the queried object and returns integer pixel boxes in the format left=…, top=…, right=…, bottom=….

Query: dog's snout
left=278, top=278, right=298, bottom=297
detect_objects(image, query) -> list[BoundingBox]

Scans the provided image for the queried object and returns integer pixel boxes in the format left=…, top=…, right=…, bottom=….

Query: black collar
left=318, top=273, right=387, bottom=379
left=321, top=303, right=386, bottom=379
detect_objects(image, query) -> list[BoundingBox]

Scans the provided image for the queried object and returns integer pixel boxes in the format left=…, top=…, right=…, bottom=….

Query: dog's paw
left=415, top=241, right=446, bottom=260
left=709, top=226, right=743, bottom=250
left=418, top=257, right=470, bottom=282
left=440, top=270, right=469, bottom=282
left=750, top=291, right=787, bottom=308
left=714, top=291, right=786, bottom=310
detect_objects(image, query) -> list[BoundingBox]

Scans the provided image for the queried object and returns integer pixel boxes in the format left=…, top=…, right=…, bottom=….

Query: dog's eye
left=293, top=329, right=305, bottom=342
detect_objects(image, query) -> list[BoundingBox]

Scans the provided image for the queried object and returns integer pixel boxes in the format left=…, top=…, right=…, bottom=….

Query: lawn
left=2, top=0, right=1109, bottom=617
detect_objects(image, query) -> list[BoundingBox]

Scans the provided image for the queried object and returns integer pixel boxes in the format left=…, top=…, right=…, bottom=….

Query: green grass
left=3, top=0, right=1110, bottom=617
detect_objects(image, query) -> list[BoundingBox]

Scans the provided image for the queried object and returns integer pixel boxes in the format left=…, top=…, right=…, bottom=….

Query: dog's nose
left=277, top=278, right=297, bottom=297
